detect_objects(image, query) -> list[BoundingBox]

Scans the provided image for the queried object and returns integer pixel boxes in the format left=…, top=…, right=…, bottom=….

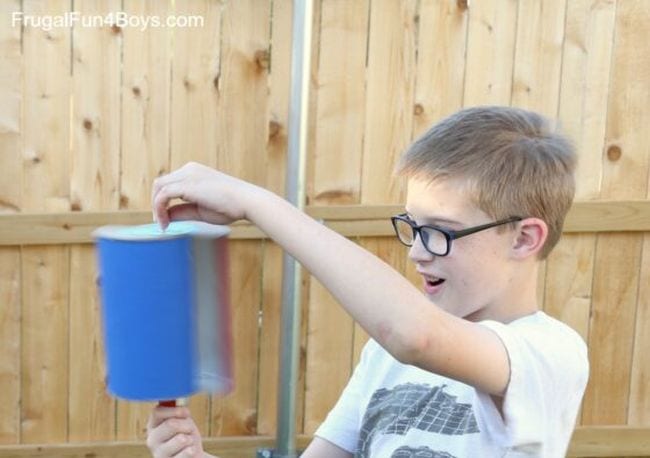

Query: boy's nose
left=407, top=233, right=435, bottom=262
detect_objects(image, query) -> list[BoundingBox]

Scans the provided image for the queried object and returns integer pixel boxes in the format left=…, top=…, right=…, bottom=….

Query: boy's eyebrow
left=404, top=210, right=462, bottom=227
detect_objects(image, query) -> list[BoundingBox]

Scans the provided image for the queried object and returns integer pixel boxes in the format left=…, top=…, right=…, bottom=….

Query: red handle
left=158, top=400, right=177, bottom=407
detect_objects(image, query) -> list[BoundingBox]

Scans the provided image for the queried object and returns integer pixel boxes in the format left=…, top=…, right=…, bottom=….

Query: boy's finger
left=151, top=183, right=179, bottom=230
left=167, top=203, right=201, bottom=223
left=147, top=419, right=195, bottom=454
left=156, top=433, right=194, bottom=458
left=148, top=407, right=191, bottom=430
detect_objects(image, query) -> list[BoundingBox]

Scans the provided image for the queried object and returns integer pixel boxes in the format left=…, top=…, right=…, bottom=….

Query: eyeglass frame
left=390, top=213, right=523, bottom=256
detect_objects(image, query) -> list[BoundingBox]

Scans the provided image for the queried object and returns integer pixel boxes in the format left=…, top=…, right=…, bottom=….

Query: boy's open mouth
left=423, top=275, right=445, bottom=287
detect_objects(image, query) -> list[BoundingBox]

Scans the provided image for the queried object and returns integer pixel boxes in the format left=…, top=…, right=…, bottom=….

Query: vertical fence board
left=68, top=0, right=121, bottom=442
left=170, top=0, right=221, bottom=171
left=170, top=0, right=224, bottom=433
left=216, top=241, right=262, bottom=436
left=311, top=0, right=368, bottom=205
left=544, top=236, right=592, bottom=342
left=0, top=1, right=22, bottom=444
left=631, top=234, right=650, bottom=424
left=583, top=0, right=650, bottom=425
left=70, top=0, right=121, bottom=212
left=412, top=0, right=468, bottom=137
left=303, top=0, right=368, bottom=436
left=0, top=0, right=22, bottom=214
left=21, top=247, right=70, bottom=444
left=116, top=0, right=173, bottom=440
left=511, top=0, right=566, bottom=118
left=215, top=0, right=270, bottom=186
left=257, top=0, right=292, bottom=436
left=623, top=0, right=650, bottom=427
left=22, top=0, right=71, bottom=214
left=463, top=0, right=518, bottom=106
left=69, top=245, right=114, bottom=441
left=212, top=0, right=270, bottom=436
left=360, top=0, right=416, bottom=205
left=119, top=0, right=172, bottom=212
left=258, top=240, right=284, bottom=436
left=21, top=0, right=72, bottom=445
left=549, top=0, right=616, bottom=426
left=304, top=278, right=353, bottom=435
left=558, top=0, right=615, bottom=201
left=585, top=233, right=641, bottom=424
left=0, top=248, right=21, bottom=444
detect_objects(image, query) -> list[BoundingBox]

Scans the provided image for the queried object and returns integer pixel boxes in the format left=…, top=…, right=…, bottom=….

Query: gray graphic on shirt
left=391, top=446, right=457, bottom=458
left=355, top=383, right=478, bottom=458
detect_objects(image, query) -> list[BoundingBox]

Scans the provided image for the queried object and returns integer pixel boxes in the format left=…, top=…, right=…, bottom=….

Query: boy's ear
left=511, top=218, right=548, bottom=258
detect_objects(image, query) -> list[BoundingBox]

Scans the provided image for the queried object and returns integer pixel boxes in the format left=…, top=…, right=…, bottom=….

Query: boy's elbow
left=382, top=322, right=437, bottom=366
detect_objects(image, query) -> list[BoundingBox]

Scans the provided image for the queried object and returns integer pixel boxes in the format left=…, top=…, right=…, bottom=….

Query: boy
left=146, top=106, right=589, bottom=457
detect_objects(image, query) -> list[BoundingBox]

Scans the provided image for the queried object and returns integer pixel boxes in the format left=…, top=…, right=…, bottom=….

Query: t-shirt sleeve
left=314, top=339, right=378, bottom=453
left=476, top=317, right=589, bottom=455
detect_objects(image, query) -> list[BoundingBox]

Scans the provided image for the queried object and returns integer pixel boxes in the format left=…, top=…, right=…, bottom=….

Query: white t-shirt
left=315, top=312, right=589, bottom=458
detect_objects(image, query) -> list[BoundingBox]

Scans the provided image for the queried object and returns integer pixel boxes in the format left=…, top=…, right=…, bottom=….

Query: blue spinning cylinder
left=93, top=222, right=233, bottom=401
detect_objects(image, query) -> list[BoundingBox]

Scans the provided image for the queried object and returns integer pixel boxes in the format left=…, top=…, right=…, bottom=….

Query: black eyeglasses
left=391, top=213, right=522, bottom=256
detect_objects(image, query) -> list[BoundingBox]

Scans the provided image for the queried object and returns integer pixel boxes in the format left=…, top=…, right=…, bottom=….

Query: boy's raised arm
left=152, top=162, right=510, bottom=396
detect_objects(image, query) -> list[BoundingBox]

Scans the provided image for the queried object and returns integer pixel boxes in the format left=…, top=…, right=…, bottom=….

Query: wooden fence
left=1, top=0, right=649, bottom=456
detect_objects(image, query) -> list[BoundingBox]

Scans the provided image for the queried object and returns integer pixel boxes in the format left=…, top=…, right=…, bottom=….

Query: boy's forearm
left=247, top=188, right=441, bottom=360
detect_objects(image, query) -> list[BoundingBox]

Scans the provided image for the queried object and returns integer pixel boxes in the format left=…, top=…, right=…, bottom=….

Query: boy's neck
left=465, top=263, right=540, bottom=323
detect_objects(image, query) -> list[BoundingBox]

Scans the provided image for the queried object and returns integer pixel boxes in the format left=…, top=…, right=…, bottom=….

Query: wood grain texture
left=68, top=0, right=121, bottom=442
left=621, top=0, right=650, bottom=427
left=216, top=0, right=270, bottom=186
left=412, top=0, right=468, bottom=137
left=304, top=277, right=354, bottom=435
left=360, top=0, right=416, bottom=204
left=70, top=0, right=121, bottom=213
left=0, top=0, right=22, bottom=446
left=583, top=0, right=650, bottom=425
left=558, top=0, right=616, bottom=201
left=0, top=248, right=21, bottom=444
left=170, top=0, right=222, bottom=171
left=257, top=0, right=292, bottom=436
left=22, top=0, right=71, bottom=214
left=119, top=0, right=172, bottom=211
left=211, top=0, right=270, bottom=436
left=311, top=0, right=368, bottom=205
left=68, top=245, right=114, bottom=441
left=303, top=0, right=368, bottom=436
left=511, top=0, right=567, bottom=118
left=20, top=0, right=72, bottom=445
left=216, top=240, right=262, bottom=436
left=20, top=246, right=70, bottom=443
left=463, top=0, right=518, bottom=106
left=0, top=0, right=22, bottom=214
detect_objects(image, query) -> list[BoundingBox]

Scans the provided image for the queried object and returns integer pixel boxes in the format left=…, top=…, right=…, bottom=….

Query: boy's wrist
left=243, top=184, right=280, bottom=223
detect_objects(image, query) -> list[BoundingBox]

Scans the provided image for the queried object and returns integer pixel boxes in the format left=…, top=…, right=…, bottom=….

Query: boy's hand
left=151, top=162, right=262, bottom=230
left=146, top=406, right=214, bottom=458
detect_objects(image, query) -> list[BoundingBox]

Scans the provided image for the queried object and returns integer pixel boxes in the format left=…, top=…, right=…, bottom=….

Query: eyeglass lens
left=393, top=218, right=448, bottom=255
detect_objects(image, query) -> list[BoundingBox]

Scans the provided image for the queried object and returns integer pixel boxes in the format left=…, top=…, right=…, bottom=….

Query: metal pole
left=273, top=1, right=313, bottom=457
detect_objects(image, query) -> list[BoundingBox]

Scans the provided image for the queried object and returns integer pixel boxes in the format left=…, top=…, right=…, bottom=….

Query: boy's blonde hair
left=396, top=106, right=576, bottom=259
